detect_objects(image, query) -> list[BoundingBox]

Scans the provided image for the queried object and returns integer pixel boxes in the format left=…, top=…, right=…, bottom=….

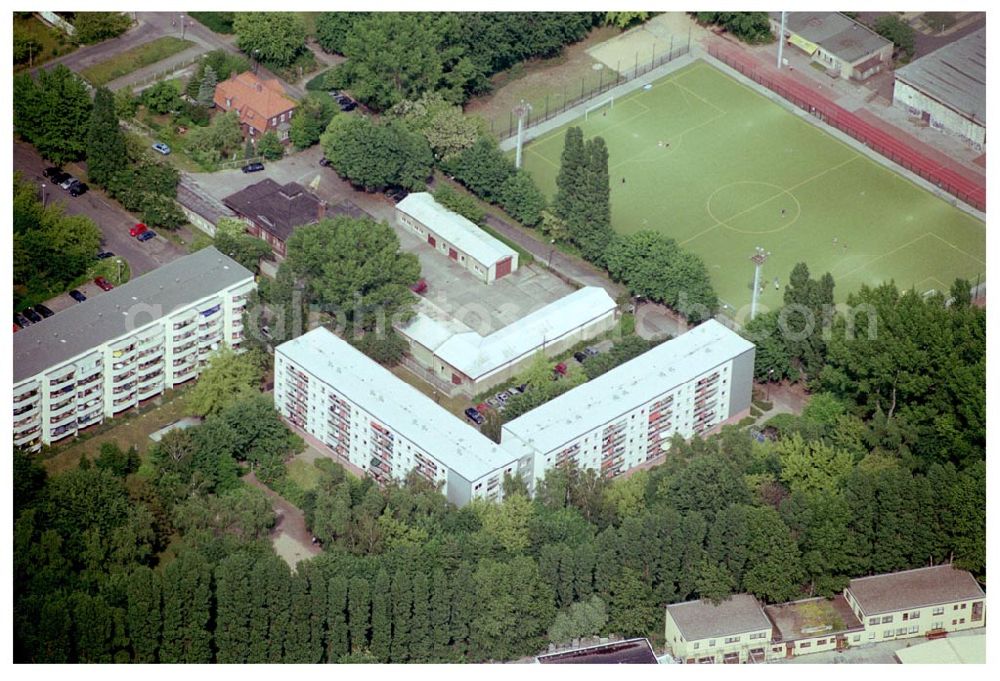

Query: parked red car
left=94, top=276, right=114, bottom=291
left=410, top=278, right=428, bottom=294
left=130, top=223, right=148, bottom=237
left=553, top=362, right=568, bottom=376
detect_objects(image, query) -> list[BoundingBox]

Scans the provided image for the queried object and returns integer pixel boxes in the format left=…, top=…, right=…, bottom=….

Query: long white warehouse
left=398, top=286, right=617, bottom=396
left=501, top=320, right=755, bottom=482
left=13, top=248, right=255, bottom=452
left=274, top=326, right=525, bottom=505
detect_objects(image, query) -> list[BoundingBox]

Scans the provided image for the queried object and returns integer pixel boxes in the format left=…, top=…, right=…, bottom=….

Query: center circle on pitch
left=706, top=181, right=801, bottom=234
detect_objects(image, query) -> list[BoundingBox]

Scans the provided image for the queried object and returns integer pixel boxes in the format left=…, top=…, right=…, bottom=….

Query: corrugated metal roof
left=396, top=193, right=517, bottom=267
left=13, top=248, right=254, bottom=384
left=276, top=327, right=516, bottom=482
left=501, top=320, right=754, bottom=455
left=895, top=27, right=985, bottom=125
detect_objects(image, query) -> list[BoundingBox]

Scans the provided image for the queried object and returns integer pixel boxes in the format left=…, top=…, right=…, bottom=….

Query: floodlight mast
left=750, top=246, right=771, bottom=320
left=777, top=11, right=787, bottom=69
left=514, top=101, right=532, bottom=169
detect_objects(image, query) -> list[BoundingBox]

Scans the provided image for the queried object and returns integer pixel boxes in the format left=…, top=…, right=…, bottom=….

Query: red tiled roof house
left=213, top=71, right=297, bottom=143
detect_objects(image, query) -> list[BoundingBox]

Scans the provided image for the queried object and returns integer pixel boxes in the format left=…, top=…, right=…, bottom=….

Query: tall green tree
left=409, top=572, right=431, bottom=662
left=86, top=86, right=127, bottom=187
left=370, top=569, right=392, bottom=661
left=347, top=576, right=371, bottom=654
left=185, top=346, right=263, bottom=417
left=233, top=12, right=306, bottom=68
left=196, top=65, right=218, bottom=106
left=126, top=566, right=162, bottom=663
left=13, top=66, right=92, bottom=163
left=429, top=567, right=452, bottom=661
left=214, top=552, right=255, bottom=663
left=389, top=569, right=412, bottom=662
left=320, top=115, right=433, bottom=190
left=327, top=575, right=349, bottom=662
left=159, top=551, right=212, bottom=663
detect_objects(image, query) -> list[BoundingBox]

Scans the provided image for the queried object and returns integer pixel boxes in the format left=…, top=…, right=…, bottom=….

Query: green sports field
left=521, top=61, right=985, bottom=313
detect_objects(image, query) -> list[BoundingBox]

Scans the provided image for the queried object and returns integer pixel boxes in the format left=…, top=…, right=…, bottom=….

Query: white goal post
left=584, top=97, right=614, bottom=119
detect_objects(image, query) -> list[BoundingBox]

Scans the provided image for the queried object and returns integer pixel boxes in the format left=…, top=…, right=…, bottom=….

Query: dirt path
left=244, top=470, right=321, bottom=568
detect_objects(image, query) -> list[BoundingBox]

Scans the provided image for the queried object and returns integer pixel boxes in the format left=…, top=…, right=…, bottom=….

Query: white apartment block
left=501, top=320, right=755, bottom=483
left=274, top=327, right=523, bottom=506
left=843, top=565, right=986, bottom=644
left=13, top=248, right=255, bottom=452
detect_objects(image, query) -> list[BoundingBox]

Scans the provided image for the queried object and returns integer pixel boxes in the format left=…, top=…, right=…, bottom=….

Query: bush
left=73, top=12, right=132, bottom=45
left=189, top=12, right=236, bottom=34
left=141, top=81, right=181, bottom=115
left=256, top=130, right=285, bottom=160
left=432, top=185, right=485, bottom=225
left=13, top=34, right=42, bottom=65
left=352, top=331, right=409, bottom=367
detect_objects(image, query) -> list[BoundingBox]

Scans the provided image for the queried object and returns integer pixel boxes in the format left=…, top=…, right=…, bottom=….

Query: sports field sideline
left=520, top=61, right=986, bottom=314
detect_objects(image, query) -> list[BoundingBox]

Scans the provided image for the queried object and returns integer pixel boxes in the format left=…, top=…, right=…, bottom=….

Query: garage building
left=893, top=28, right=985, bottom=150
left=396, top=193, right=518, bottom=284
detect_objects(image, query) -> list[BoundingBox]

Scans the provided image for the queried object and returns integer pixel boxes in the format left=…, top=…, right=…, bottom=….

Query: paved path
left=244, top=470, right=321, bottom=569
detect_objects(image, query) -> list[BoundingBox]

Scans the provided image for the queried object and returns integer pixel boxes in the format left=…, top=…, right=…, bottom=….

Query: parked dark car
left=23, top=308, right=43, bottom=323
left=68, top=181, right=88, bottom=197
left=47, top=170, right=71, bottom=186
left=319, top=157, right=332, bottom=167
left=137, top=230, right=157, bottom=242
left=573, top=351, right=588, bottom=363
left=584, top=346, right=600, bottom=357
left=69, top=289, right=87, bottom=303
left=33, top=304, right=54, bottom=318
left=464, top=407, right=485, bottom=426
left=385, top=187, right=409, bottom=203
left=242, top=162, right=265, bottom=173
left=14, top=312, right=31, bottom=327
left=514, top=384, right=527, bottom=393
left=336, top=95, right=357, bottom=112
left=96, top=251, right=115, bottom=260
left=42, top=166, right=64, bottom=179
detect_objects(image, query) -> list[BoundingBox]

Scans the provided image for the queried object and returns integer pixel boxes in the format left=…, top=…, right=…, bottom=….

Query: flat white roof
left=502, top=320, right=754, bottom=454
left=396, top=192, right=517, bottom=267
left=276, top=327, right=515, bottom=482
left=433, top=287, right=616, bottom=381
left=895, top=634, right=985, bottom=664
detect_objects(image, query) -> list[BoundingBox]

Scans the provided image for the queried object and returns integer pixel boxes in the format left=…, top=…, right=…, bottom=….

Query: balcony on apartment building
left=14, top=384, right=40, bottom=403
left=13, top=400, right=40, bottom=419
left=49, top=422, right=77, bottom=441
left=14, top=425, right=41, bottom=446
left=172, top=364, right=197, bottom=383
left=47, top=368, right=77, bottom=392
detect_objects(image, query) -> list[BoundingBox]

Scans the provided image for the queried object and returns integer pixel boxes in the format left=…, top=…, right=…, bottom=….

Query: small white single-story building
left=893, top=27, right=985, bottom=150
left=396, top=193, right=518, bottom=284
left=770, top=12, right=893, bottom=81
left=397, top=286, right=617, bottom=396
left=664, top=595, right=773, bottom=664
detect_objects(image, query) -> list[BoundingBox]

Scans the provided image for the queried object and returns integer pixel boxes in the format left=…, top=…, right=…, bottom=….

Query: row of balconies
left=14, top=388, right=40, bottom=404
left=14, top=413, right=39, bottom=429
left=14, top=425, right=41, bottom=445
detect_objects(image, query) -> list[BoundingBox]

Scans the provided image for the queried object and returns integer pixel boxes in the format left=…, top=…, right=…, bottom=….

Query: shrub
left=432, top=185, right=485, bottom=225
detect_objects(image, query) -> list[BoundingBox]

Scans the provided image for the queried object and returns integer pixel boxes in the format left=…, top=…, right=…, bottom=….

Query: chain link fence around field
left=489, top=38, right=691, bottom=141
left=707, top=44, right=986, bottom=213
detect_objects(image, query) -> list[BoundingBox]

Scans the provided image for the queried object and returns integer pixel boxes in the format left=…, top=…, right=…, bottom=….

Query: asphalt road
left=14, top=140, right=185, bottom=278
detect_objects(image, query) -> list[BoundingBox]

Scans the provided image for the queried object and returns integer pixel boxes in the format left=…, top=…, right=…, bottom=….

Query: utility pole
left=513, top=100, right=531, bottom=169
left=180, top=14, right=186, bottom=40
left=749, top=246, right=770, bottom=320
left=777, top=11, right=787, bottom=69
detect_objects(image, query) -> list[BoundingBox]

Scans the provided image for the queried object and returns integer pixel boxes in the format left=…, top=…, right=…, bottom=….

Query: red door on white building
left=428, top=234, right=436, bottom=247
left=448, top=248, right=458, bottom=260
left=495, top=256, right=513, bottom=278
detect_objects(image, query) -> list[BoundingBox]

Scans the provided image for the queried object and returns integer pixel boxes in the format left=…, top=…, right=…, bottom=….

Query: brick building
left=214, top=71, right=297, bottom=142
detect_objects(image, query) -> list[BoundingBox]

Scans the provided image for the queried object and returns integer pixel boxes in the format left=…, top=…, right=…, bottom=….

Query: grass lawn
left=81, top=36, right=195, bottom=86
left=285, top=458, right=323, bottom=492
left=42, top=386, right=192, bottom=475
left=14, top=15, right=76, bottom=72
left=520, top=61, right=985, bottom=314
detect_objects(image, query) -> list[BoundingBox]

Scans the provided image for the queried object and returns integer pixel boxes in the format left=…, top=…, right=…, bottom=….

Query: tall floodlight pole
left=750, top=246, right=770, bottom=320
left=514, top=100, right=532, bottom=169
left=777, top=11, right=787, bottom=69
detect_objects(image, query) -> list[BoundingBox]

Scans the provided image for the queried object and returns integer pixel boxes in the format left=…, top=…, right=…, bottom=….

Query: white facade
left=274, top=327, right=523, bottom=506
left=396, top=193, right=518, bottom=284
left=398, top=286, right=618, bottom=396
left=13, top=249, right=255, bottom=452
left=501, top=320, right=755, bottom=482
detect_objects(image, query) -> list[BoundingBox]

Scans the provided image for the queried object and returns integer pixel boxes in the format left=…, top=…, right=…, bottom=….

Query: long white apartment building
left=274, top=327, right=524, bottom=505
left=13, top=248, right=255, bottom=452
left=501, top=320, right=755, bottom=482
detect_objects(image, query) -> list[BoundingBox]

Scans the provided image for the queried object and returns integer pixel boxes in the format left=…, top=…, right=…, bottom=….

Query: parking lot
left=189, top=146, right=577, bottom=335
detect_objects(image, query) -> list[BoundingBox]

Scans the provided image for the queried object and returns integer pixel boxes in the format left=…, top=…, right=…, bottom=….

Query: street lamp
left=766, top=368, right=775, bottom=401
left=116, top=258, right=123, bottom=284
left=40, top=183, right=47, bottom=208
left=179, top=14, right=186, bottom=39
left=547, top=239, right=556, bottom=267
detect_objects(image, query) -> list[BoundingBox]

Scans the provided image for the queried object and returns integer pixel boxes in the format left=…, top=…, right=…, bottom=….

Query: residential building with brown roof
left=223, top=179, right=325, bottom=257
left=844, top=565, right=985, bottom=643
left=664, top=594, right=773, bottom=664
left=763, top=595, right=865, bottom=660
left=214, top=71, right=297, bottom=142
